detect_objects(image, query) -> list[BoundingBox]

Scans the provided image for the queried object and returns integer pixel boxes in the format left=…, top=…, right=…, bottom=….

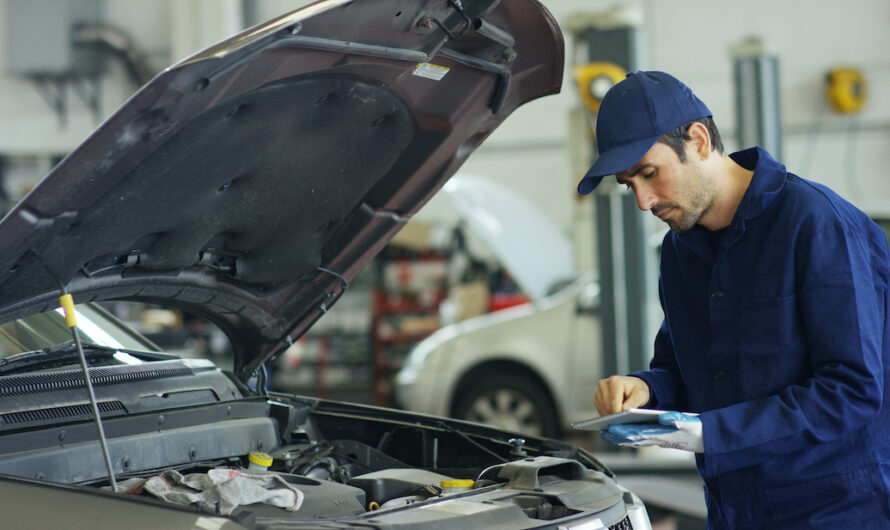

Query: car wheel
left=452, top=372, right=560, bottom=438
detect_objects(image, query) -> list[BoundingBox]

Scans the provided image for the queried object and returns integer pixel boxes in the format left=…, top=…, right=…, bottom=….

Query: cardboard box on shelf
left=397, top=315, right=441, bottom=335
left=390, top=221, right=433, bottom=251
left=453, top=281, right=489, bottom=321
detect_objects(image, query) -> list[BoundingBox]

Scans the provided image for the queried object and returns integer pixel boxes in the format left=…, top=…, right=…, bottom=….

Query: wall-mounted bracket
left=29, top=74, right=102, bottom=128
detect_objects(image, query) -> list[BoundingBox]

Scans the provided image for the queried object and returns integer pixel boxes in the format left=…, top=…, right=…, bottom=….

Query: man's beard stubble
left=657, top=166, right=717, bottom=233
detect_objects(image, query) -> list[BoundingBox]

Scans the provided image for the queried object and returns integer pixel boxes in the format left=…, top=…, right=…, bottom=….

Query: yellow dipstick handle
left=59, top=294, right=77, bottom=328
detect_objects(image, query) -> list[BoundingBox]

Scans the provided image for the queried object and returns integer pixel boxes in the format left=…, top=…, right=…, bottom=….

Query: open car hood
left=0, top=0, right=563, bottom=381
left=443, top=175, right=575, bottom=301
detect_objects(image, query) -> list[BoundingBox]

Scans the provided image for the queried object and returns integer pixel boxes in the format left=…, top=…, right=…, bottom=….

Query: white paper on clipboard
left=571, top=408, right=667, bottom=431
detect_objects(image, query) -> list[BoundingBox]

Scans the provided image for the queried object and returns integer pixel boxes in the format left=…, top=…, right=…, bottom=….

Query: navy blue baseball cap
left=577, top=71, right=712, bottom=195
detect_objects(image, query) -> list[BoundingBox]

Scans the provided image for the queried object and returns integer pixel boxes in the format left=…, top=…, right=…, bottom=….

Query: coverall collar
left=674, top=146, right=786, bottom=259
left=730, top=146, right=787, bottom=222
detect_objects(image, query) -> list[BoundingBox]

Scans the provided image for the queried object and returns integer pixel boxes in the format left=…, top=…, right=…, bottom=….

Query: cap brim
left=577, top=135, right=659, bottom=195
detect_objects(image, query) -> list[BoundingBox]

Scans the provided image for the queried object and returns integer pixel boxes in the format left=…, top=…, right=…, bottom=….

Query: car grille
left=609, top=516, right=633, bottom=530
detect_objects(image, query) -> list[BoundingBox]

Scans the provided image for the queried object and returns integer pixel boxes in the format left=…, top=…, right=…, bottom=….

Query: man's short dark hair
left=657, top=116, right=724, bottom=161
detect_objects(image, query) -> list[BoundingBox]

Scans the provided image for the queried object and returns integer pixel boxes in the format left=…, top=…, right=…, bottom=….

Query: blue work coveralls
left=632, top=147, right=890, bottom=528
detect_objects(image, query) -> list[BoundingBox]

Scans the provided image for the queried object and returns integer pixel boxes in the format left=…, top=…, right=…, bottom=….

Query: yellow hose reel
left=573, top=62, right=627, bottom=113
left=826, top=67, right=867, bottom=114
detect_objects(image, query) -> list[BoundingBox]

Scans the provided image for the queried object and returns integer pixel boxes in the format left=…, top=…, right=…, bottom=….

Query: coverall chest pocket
left=739, top=293, right=808, bottom=399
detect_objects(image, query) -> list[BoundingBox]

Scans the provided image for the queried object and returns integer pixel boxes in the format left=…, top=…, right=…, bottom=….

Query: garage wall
left=0, top=0, right=887, bottom=243
left=462, top=0, right=890, bottom=233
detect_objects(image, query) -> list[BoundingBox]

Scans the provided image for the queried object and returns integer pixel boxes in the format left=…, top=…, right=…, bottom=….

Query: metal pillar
left=734, top=55, right=782, bottom=160
left=594, top=190, right=651, bottom=375
left=575, top=24, right=652, bottom=376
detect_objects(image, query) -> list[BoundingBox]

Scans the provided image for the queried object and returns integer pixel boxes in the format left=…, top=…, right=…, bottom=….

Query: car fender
left=398, top=275, right=598, bottom=425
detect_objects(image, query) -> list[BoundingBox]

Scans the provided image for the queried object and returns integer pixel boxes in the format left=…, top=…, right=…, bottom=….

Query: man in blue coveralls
left=581, top=71, right=890, bottom=528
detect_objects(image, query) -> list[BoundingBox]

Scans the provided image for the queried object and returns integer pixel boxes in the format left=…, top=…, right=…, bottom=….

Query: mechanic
left=579, top=71, right=890, bottom=528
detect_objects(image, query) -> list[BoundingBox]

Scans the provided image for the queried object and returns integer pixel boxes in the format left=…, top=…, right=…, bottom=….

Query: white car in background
left=395, top=176, right=602, bottom=438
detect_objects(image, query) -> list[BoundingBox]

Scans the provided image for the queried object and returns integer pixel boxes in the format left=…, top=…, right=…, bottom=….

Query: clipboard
left=571, top=408, right=667, bottom=431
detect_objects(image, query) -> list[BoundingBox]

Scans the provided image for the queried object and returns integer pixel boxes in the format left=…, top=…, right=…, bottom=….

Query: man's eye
left=642, top=170, right=656, bottom=179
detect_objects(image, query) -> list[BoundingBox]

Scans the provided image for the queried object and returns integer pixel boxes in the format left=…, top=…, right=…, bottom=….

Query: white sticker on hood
left=413, top=62, right=450, bottom=81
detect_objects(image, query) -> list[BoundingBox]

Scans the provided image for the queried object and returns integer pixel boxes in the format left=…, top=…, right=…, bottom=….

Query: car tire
left=452, top=371, right=560, bottom=439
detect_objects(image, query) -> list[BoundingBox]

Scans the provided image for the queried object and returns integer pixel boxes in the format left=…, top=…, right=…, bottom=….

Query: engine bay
left=0, top=357, right=645, bottom=528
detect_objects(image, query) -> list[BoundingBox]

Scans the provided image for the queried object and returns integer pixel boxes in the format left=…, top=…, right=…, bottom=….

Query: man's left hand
left=602, top=411, right=703, bottom=453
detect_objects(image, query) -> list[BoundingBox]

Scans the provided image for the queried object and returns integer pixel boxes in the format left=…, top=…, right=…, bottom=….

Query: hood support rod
left=31, top=252, right=118, bottom=492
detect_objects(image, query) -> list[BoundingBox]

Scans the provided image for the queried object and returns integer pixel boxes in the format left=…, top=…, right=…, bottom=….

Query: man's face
left=615, top=141, right=716, bottom=232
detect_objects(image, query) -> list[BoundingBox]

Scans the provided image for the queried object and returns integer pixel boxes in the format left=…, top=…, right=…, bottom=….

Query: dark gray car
left=0, top=1, right=652, bottom=528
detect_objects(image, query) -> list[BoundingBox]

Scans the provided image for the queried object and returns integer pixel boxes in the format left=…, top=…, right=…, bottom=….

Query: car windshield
left=0, top=304, right=157, bottom=359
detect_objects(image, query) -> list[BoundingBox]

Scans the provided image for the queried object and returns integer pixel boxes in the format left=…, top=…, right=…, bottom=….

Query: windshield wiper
left=0, top=341, right=177, bottom=376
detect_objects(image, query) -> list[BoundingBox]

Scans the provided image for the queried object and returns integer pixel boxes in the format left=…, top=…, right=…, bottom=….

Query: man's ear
left=686, top=122, right=712, bottom=161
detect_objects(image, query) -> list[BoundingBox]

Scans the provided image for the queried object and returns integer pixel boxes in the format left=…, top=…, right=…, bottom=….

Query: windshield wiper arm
left=0, top=341, right=116, bottom=375
left=0, top=341, right=175, bottom=375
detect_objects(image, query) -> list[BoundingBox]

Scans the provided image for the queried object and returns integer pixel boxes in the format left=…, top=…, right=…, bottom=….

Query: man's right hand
left=594, top=376, right=651, bottom=416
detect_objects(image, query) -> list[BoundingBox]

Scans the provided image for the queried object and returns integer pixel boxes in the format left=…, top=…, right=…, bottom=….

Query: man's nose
left=633, top=188, right=657, bottom=211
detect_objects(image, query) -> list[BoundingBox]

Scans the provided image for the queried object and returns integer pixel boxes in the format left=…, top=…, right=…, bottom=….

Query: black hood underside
left=0, top=0, right=564, bottom=381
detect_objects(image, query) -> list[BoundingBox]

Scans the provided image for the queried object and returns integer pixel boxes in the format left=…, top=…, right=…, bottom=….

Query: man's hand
left=602, top=411, right=704, bottom=453
left=594, top=375, right=651, bottom=416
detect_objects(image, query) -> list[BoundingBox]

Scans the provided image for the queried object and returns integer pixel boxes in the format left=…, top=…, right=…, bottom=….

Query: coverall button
left=714, top=369, right=725, bottom=381
left=711, top=289, right=725, bottom=300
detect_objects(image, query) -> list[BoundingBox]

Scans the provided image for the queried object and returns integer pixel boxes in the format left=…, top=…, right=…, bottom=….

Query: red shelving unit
left=370, top=252, right=448, bottom=406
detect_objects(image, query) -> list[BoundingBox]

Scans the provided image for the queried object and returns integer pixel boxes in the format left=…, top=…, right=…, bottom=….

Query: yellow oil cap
left=248, top=451, right=273, bottom=467
left=440, top=479, right=474, bottom=489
